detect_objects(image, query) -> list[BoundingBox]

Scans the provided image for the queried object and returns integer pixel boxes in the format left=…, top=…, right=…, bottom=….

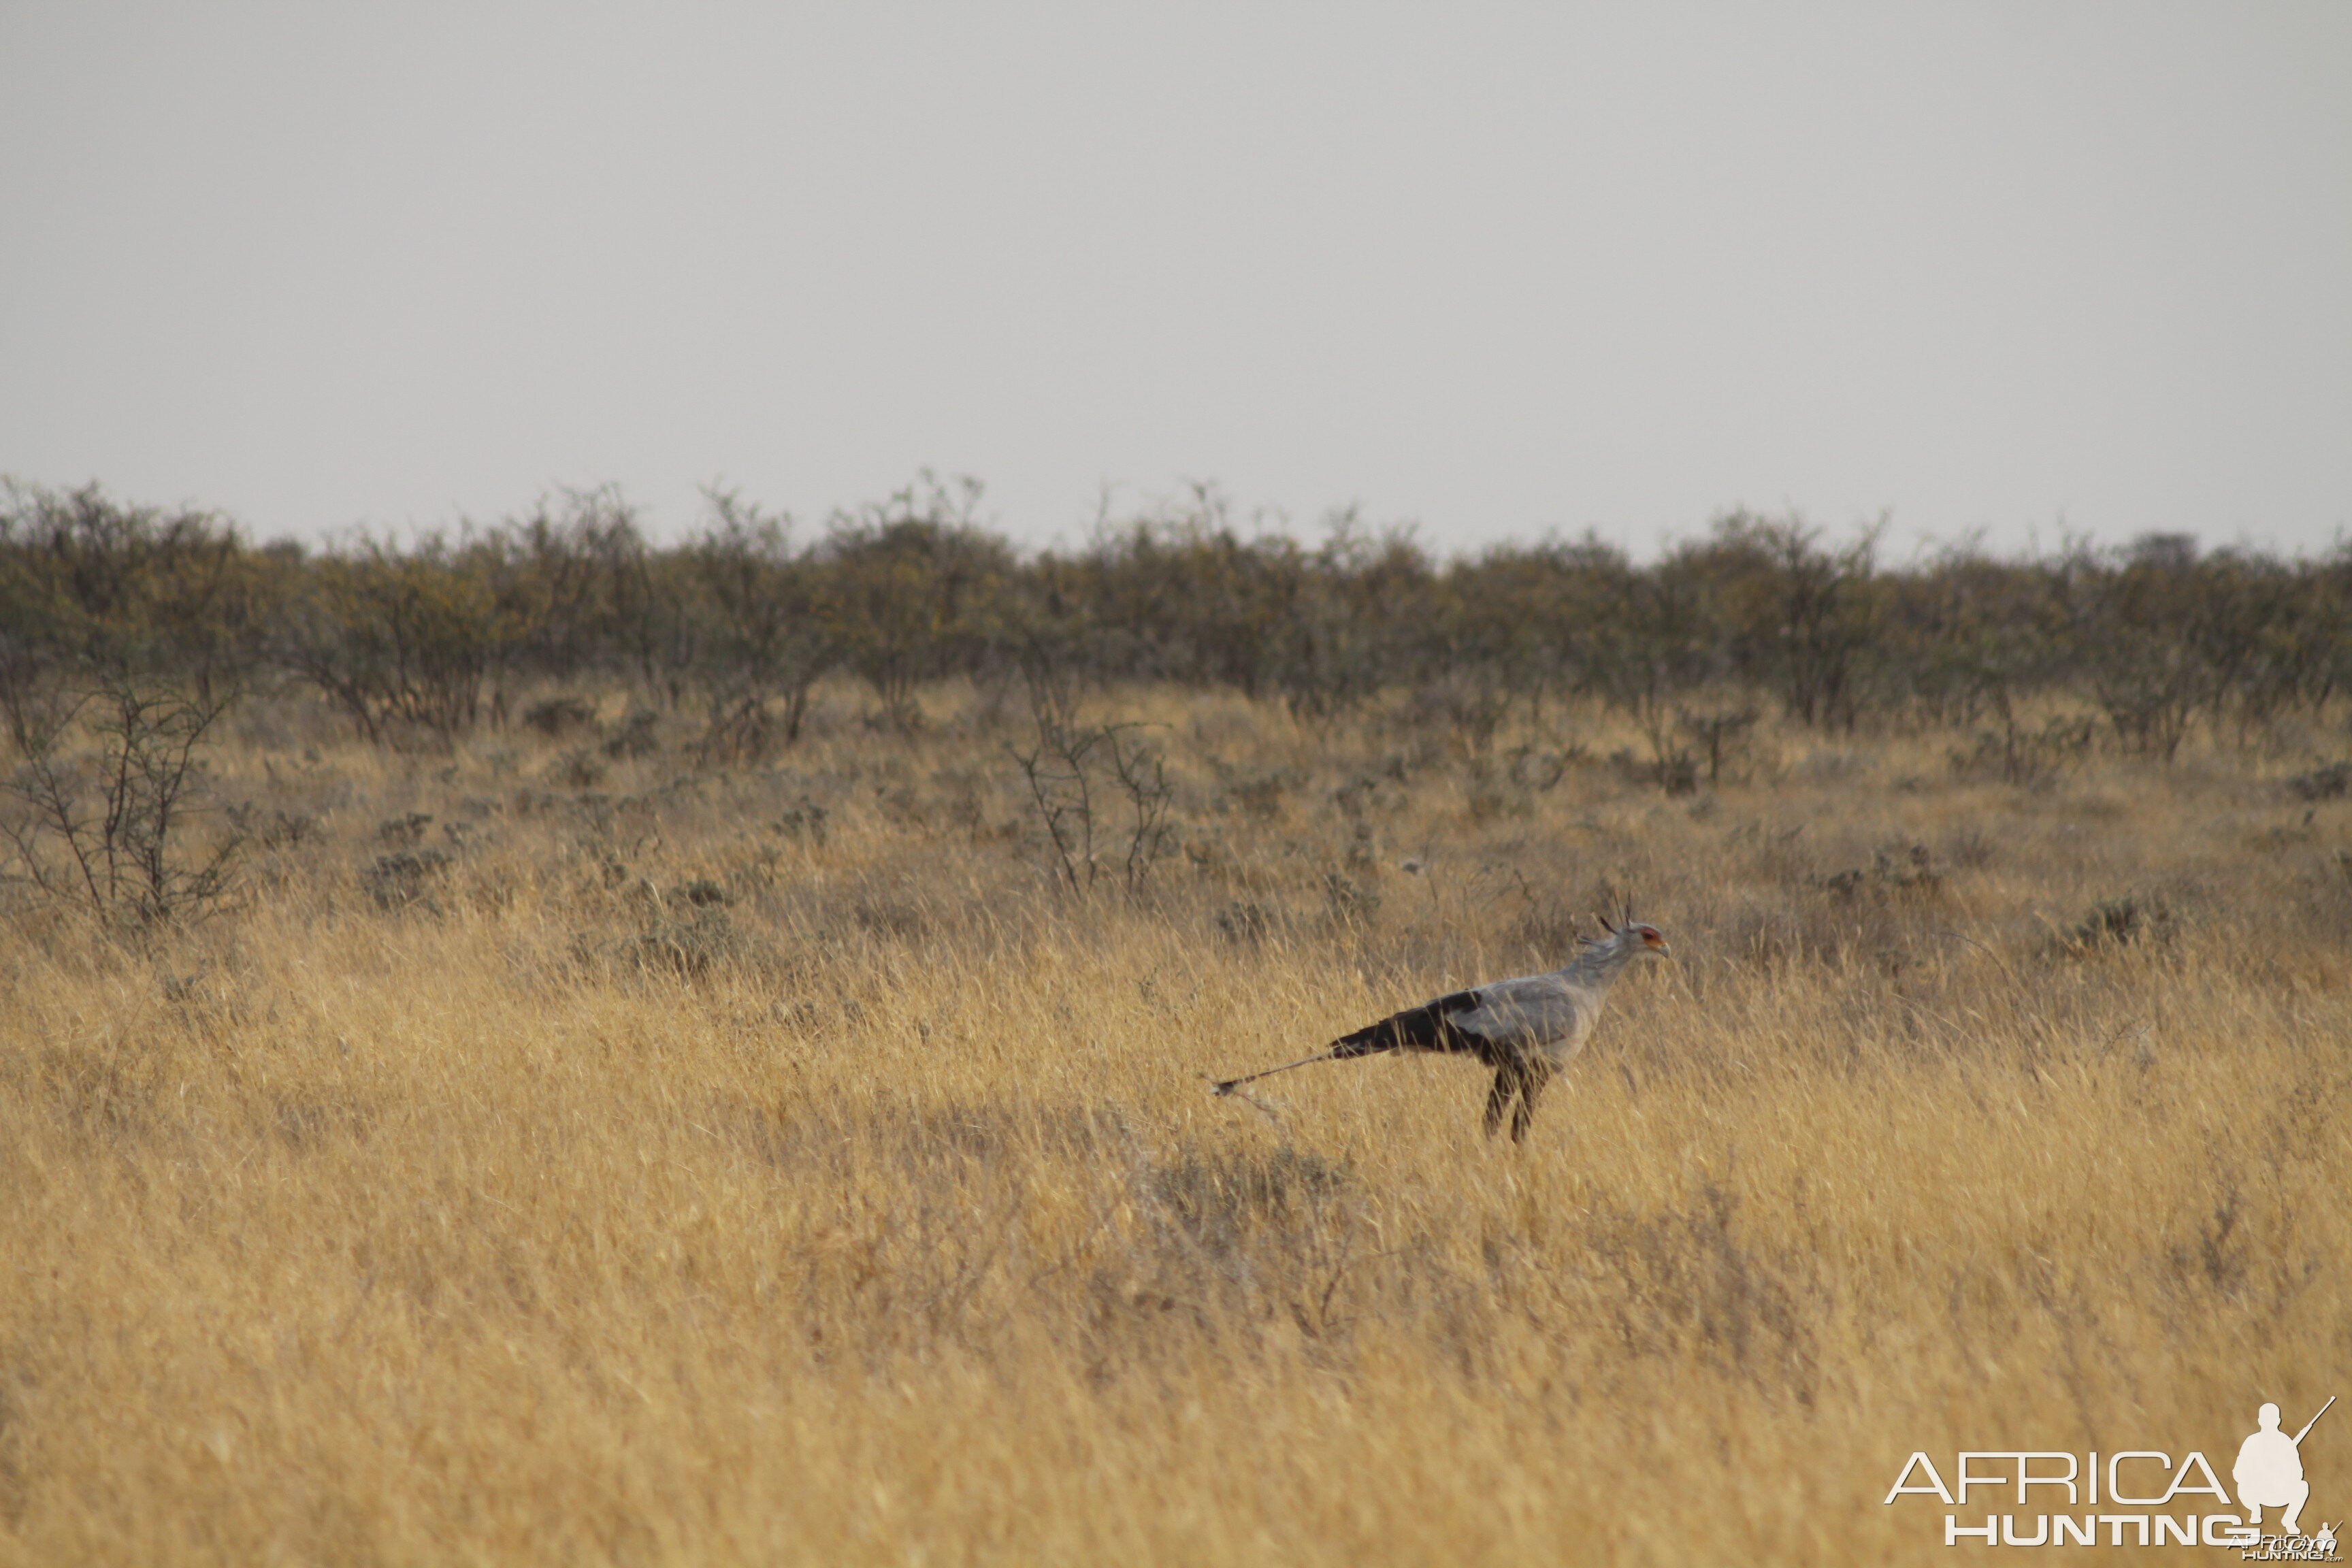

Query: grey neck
left=1559, top=932, right=1639, bottom=985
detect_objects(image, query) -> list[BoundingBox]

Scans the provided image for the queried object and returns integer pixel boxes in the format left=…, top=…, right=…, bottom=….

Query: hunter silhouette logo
left=1883, top=1396, right=2336, bottom=1554
left=2240, top=1399, right=2332, bottom=1537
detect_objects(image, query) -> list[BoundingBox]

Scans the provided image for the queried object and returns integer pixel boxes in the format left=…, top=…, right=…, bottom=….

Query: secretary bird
left=1211, top=913, right=1671, bottom=1142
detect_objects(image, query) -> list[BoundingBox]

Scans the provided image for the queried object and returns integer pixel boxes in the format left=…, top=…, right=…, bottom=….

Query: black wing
left=1330, top=988, right=1499, bottom=1063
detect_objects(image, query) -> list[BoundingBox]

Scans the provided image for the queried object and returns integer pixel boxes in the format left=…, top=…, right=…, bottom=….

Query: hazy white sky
left=3, top=3, right=2347, bottom=559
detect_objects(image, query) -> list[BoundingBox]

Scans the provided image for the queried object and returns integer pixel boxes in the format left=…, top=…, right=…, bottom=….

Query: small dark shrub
left=1950, top=717, right=2095, bottom=788
left=1812, top=843, right=1942, bottom=901
left=1009, top=683, right=1177, bottom=895
left=228, top=804, right=316, bottom=850
left=604, top=709, right=660, bottom=759
left=555, top=748, right=606, bottom=789
left=1609, top=747, right=1698, bottom=797
left=523, top=696, right=597, bottom=737
left=377, top=812, right=433, bottom=846
left=626, top=906, right=746, bottom=978
left=1678, top=706, right=1759, bottom=784
left=1872, top=843, right=1942, bottom=896
left=2285, top=762, right=2350, bottom=802
left=0, top=679, right=244, bottom=929
left=2057, top=892, right=2176, bottom=954
left=363, top=849, right=453, bottom=909
left=774, top=798, right=830, bottom=845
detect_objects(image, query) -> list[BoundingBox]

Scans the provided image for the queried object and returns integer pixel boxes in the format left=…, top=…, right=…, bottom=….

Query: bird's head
left=1592, top=908, right=1671, bottom=959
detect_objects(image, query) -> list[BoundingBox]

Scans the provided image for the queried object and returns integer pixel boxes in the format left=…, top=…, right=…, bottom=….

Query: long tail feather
left=1211, top=1050, right=1338, bottom=1096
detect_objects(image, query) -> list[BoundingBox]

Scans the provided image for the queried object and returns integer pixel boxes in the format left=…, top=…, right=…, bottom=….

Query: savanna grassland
left=3, top=676, right=2349, bottom=1567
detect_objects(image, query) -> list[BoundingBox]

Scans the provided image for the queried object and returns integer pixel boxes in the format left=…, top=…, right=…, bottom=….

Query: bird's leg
left=1483, top=1066, right=1522, bottom=1137
left=1211, top=1050, right=1337, bottom=1096
left=1509, top=1068, right=1550, bottom=1143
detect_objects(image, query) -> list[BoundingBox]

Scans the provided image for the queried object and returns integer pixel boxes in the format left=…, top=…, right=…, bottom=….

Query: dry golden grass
left=3, top=685, right=2349, bottom=1565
